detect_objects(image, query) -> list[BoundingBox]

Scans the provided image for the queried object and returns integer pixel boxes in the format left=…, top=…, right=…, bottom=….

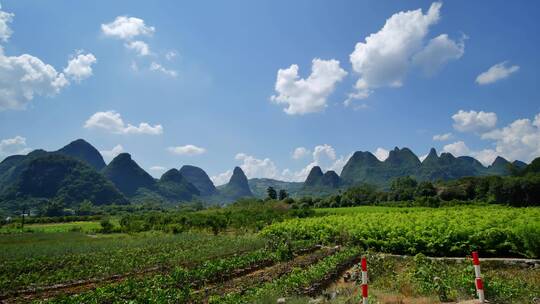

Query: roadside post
left=361, top=256, right=368, bottom=304
left=472, top=251, right=485, bottom=303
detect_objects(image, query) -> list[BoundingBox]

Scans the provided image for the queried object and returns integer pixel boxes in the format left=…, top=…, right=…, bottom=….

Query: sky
left=0, top=1, right=539, bottom=185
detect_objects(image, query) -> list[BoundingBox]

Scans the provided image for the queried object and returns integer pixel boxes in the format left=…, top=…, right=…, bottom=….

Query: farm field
left=0, top=221, right=104, bottom=234
left=0, top=205, right=538, bottom=303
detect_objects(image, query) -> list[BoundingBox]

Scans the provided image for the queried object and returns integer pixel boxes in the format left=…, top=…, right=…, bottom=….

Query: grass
left=0, top=221, right=102, bottom=233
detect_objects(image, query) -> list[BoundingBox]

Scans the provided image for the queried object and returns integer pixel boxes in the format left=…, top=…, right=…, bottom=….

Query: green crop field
left=262, top=206, right=540, bottom=258
left=0, top=204, right=538, bottom=303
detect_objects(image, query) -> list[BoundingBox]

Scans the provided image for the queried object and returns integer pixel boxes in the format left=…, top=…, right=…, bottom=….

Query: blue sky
left=0, top=0, right=539, bottom=184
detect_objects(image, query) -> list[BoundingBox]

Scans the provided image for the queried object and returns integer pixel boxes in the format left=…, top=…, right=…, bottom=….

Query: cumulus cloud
left=234, top=153, right=280, bottom=179
left=0, top=4, right=14, bottom=42
left=346, top=2, right=464, bottom=105
left=125, top=40, right=150, bottom=56
left=287, top=144, right=351, bottom=181
left=292, top=147, right=310, bottom=160
left=84, top=111, right=163, bottom=135
left=442, top=141, right=470, bottom=156
left=271, top=58, right=347, bottom=115
left=348, top=2, right=448, bottom=100
left=373, top=147, right=389, bottom=161
left=442, top=141, right=497, bottom=166
left=476, top=61, right=519, bottom=85
left=64, top=52, right=97, bottom=82
left=0, top=135, right=31, bottom=158
left=150, top=62, right=177, bottom=77
left=0, top=47, right=69, bottom=110
left=481, top=113, right=540, bottom=163
left=211, top=170, right=233, bottom=186
left=0, top=6, right=93, bottom=111
left=433, top=132, right=452, bottom=141
left=167, top=145, right=206, bottom=156
left=413, top=34, right=465, bottom=76
left=452, top=110, right=497, bottom=132
left=100, top=144, right=124, bottom=162
left=101, top=16, right=155, bottom=40
left=212, top=144, right=351, bottom=184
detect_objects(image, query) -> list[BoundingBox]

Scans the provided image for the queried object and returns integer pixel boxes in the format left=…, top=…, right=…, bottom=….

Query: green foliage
left=99, top=218, right=114, bottom=233
left=266, top=186, right=277, bottom=200
left=262, top=206, right=540, bottom=258
left=0, top=154, right=127, bottom=212
left=278, top=189, right=288, bottom=200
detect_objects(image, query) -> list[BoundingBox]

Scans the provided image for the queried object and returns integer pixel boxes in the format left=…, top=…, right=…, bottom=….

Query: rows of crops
left=211, top=247, right=362, bottom=303
left=262, top=206, right=540, bottom=258
left=0, top=232, right=266, bottom=293
left=40, top=241, right=321, bottom=303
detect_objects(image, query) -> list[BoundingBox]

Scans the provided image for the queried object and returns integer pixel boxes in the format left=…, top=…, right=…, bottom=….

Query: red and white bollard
left=360, top=256, right=368, bottom=304
left=472, top=251, right=485, bottom=303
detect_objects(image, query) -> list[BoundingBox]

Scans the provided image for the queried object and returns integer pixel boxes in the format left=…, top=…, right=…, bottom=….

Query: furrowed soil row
left=196, top=246, right=340, bottom=303
left=1, top=245, right=321, bottom=303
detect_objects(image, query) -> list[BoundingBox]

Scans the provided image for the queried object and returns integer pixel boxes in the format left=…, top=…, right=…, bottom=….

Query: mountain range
left=0, top=139, right=533, bottom=212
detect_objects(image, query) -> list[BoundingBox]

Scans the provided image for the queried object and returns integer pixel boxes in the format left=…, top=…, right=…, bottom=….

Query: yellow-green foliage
left=261, top=206, right=540, bottom=258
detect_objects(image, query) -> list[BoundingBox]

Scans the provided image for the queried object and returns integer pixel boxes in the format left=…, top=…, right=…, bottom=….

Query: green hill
left=179, top=165, right=217, bottom=196
left=57, top=139, right=106, bottom=170
left=0, top=154, right=127, bottom=211
left=102, top=153, right=156, bottom=197
left=220, top=167, right=253, bottom=200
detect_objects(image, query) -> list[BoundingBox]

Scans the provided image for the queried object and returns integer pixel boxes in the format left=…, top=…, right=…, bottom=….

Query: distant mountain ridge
left=0, top=139, right=535, bottom=212
left=339, top=147, right=522, bottom=188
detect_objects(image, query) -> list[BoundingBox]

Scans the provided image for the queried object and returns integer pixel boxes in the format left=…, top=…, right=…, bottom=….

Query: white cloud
left=0, top=6, right=93, bottom=111
left=442, top=141, right=470, bottom=156
left=313, top=144, right=336, bottom=164
left=0, top=47, right=69, bottom=110
left=288, top=144, right=351, bottom=181
left=64, top=52, right=97, bottom=82
left=442, top=140, right=497, bottom=166
left=235, top=153, right=280, bottom=179
left=349, top=2, right=444, bottom=99
left=101, top=16, right=155, bottom=40
left=0, top=135, right=31, bottom=158
left=413, top=34, right=465, bottom=75
left=476, top=61, right=519, bottom=85
left=84, top=111, right=163, bottom=135
left=212, top=144, right=351, bottom=184
left=452, top=110, right=497, bottom=132
left=150, top=62, right=177, bottom=77
left=433, top=132, right=452, bottom=141
left=481, top=113, right=540, bottom=163
left=419, top=153, right=429, bottom=162
left=271, top=58, right=347, bottom=115
left=165, top=50, right=178, bottom=61
left=149, top=166, right=166, bottom=172
left=373, top=147, right=389, bottom=161
left=125, top=40, right=150, bottom=56
left=292, top=147, right=310, bottom=160
left=167, top=145, right=206, bottom=156
left=211, top=170, right=232, bottom=186
left=100, top=144, right=124, bottom=162
left=0, top=4, right=14, bottom=42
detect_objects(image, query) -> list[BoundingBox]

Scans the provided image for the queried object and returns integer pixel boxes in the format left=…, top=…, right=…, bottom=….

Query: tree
left=278, top=189, right=288, bottom=200
left=266, top=186, right=277, bottom=200
left=415, top=181, right=437, bottom=197
left=100, top=218, right=114, bottom=233
left=76, top=200, right=94, bottom=216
